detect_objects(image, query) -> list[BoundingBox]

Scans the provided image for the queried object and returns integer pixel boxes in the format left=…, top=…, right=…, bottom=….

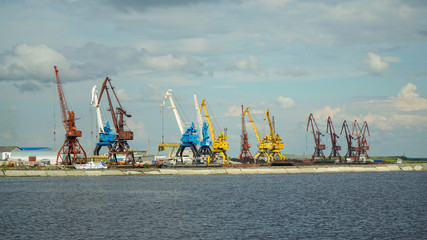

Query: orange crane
left=238, top=105, right=253, bottom=162
left=97, top=77, right=134, bottom=163
left=326, top=116, right=341, bottom=162
left=306, top=113, right=325, bottom=162
left=54, top=66, right=87, bottom=165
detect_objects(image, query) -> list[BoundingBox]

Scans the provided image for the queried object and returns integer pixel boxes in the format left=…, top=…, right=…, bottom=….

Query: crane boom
left=97, top=77, right=134, bottom=163
left=54, top=66, right=69, bottom=131
left=91, top=85, right=104, bottom=134
left=243, top=107, right=262, bottom=144
left=200, top=99, right=216, bottom=141
left=264, top=109, right=275, bottom=140
left=194, top=93, right=203, bottom=140
left=161, top=89, right=185, bottom=134
left=200, top=99, right=229, bottom=164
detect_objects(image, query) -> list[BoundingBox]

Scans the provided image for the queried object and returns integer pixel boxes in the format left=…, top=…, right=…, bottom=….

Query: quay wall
left=1, top=163, right=426, bottom=178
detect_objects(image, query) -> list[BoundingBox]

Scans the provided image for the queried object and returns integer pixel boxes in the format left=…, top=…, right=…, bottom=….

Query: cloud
left=363, top=52, right=389, bottom=75
left=312, top=106, right=342, bottom=121
left=0, top=43, right=71, bottom=82
left=393, top=83, right=427, bottom=111
left=225, top=105, right=242, bottom=117
left=142, top=54, right=203, bottom=75
left=13, top=82, right=42, bottom=92
left=363, top=52, right=401, bottom=75
left=140, top=83, right=165, bottom=102
left=276, top=96, right=295, bottom=109
left=126, top=119, right=147, bottom=141
left=229, top=55, right=260, bottom=72
left=115, top=88, right=131, bottom=102
left=276, top=66, right=309, bottom=78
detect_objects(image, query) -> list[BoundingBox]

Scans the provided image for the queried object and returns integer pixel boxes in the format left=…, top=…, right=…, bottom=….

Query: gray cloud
left=104, top=0, right=220, bottom=12
left=13, top=82, right=42, bottom=92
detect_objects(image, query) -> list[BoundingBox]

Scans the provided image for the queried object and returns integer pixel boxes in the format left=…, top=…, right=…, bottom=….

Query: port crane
left=54, top=66, right=87, bottom=165
left=340, top=120, right=357, bottom=162
left=90, top=85, right=115, bottom=156
left=352, top=120, right=370, bottom=161
left=161, top=89, right=199, bottom=162
left=242, top=106, right=271, bottom=163
left=97, top=77, right=134, bottom=163
left=264, top=109, right=285, bottom=163
left=194, top=93, right=212, bottom=159
left=306, top=113, right=326, bottom=162
left=200, top=99, right=229, bottom=164
left=326, top=116, right=341, bottom=162
left=359, top=121, right=370, bottom=159
left=239, top=105, right=253, bottom=162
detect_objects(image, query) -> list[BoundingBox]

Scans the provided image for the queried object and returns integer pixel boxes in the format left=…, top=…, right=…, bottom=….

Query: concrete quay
left=1, top=163, right=426, bottom=178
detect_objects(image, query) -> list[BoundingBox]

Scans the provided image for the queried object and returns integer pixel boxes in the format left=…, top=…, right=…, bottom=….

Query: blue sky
left=0, top=0, right=426, bottom=157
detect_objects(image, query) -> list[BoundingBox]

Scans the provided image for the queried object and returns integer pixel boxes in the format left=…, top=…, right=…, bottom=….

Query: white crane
left=91, top=85, right=104, bottom=134
left=161, top=89, right=186, bottom=135
left=194, top=93, right=203, bottom=142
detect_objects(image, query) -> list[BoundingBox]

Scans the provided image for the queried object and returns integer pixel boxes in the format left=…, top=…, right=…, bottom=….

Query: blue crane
left=176, top=122, right=200, bottom=163
left=91, top=85, right=116, bottom=156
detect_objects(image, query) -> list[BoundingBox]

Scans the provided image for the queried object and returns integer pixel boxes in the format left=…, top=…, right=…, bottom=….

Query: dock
left=0, top=163, right=425, bottom=177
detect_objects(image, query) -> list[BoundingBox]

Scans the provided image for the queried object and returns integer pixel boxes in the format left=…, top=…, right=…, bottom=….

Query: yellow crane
left=200, top=99, right=229, bottom=164
left=242, top=107, right=272, bottom=164
left=264, top=109, right=285, bottom=162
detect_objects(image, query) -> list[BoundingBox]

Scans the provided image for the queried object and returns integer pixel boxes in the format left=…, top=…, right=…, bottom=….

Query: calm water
left=1, top=172, right=426, bottom=239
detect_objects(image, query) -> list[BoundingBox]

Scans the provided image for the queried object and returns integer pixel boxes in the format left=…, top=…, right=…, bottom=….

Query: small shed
left=0, top=146, right=21, bottom=160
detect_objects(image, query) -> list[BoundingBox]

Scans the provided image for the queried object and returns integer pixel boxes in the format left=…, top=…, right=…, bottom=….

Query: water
left=1, top=172, right=426, bottom=239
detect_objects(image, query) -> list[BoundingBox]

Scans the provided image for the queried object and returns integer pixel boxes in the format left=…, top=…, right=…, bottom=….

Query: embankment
left=1, top=163, right=426, bottom=177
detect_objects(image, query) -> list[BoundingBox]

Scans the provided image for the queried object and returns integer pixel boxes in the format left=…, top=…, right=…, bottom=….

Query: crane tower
left=54, top=66, right=87, bottom=165
left=97, top=77, right=134, bottom=163
left=306, top=113, right=326, bottom=162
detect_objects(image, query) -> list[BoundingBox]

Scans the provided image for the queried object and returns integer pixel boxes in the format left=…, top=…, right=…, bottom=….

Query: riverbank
left=1, top=163, right=426, bottom=177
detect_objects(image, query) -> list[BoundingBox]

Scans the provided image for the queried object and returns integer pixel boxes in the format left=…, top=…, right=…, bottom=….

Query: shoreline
left=1, top=163, right=426, bottom=177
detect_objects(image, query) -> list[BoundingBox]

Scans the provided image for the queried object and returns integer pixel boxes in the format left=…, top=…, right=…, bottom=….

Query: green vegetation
left=371, top=156, right=427, bottom=163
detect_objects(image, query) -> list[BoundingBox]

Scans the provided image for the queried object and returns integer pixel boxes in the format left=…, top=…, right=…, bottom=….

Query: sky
left=0, top=0, right=426, bottom=158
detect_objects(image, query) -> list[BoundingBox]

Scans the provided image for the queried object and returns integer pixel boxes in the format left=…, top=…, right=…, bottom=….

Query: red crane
left=360, top=121, right=370, bottom=157
left=326, top=116, right=341, bottom=162
left=98, top=77, right=134, bottom=163
left=306, top=113, right=325, bottom=162
left=340, top=120, right=357, bottom=162
left=353, top=120, right=370, bottom=161
left=54, top=66, right=87, bottom=165
left=238, top=105, right=253, bottom=162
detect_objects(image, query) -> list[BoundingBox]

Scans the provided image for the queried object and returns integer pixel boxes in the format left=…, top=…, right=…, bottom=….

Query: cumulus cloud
left=229, top=55, right=260, bottom=72
left=364, top=52, right=389, bottom=75
left=363, top=52, right=401, bottom=75
left=142, top=54, right=203, bottom=75
left=225, top=105, right=242, bottom=117
left=313, top=106, right=342, bottom=121
left=393, top=83, right=427, bottom=111
left=0, top=43, right=72, bottom=82
left=140, top=83, right=165, bottom=102
left=277, top=96, right=295, bottom=109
